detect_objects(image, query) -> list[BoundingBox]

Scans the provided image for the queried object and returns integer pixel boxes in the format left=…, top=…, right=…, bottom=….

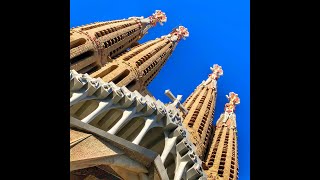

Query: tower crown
left=203, top=64, right=223, bottom=88
left=209, top=64, right=223, bottom=80
left=129, top=10, right=167, bottom=35
left=224, top=92, right=240, bottom=113
left=164, top=26, right=189, bottom=42
left=149, top=10, right=167, bottom=26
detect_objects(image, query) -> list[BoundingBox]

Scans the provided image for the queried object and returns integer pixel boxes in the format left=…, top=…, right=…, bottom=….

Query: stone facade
left=70, top=70, right=206, bottom=180
left=70, top=12, right=241, bottom=180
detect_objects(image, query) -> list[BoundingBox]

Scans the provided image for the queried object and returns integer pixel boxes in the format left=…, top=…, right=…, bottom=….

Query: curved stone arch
left=90, top=108, right=124, bottom=131
left=70, top=99, right=100, bottom=120
left=115, top=116, right=146, bottom=141
left=138, top=127, right=165, bottom=155
left=69, top=70, right=207, bottom=180
left=164, top=152, right=176, bottom=180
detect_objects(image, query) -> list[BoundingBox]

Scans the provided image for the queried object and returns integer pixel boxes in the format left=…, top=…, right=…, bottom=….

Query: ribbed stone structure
left=70, top=70, right=207, bottom=180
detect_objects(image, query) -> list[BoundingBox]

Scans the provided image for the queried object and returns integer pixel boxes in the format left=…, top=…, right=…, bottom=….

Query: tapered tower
left=204, top=92, right=240, bottom=180
left=182, top=64, right=223, bottom=160
left=70, top=10, right=167, bottom=74
left=89, top=26, right=189, bottom=93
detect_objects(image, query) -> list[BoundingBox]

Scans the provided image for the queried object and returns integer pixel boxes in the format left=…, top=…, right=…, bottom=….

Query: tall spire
left=181, top=64, right=222, bottom=160
left=70, top=10, right=167, bottom=74
left=89, top=27, right=189, bottom=93
left=204, top=92, right=240, bottom=180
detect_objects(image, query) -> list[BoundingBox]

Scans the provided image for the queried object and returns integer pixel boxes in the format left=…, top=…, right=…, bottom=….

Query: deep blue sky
left=71, top=0, right=249, bottom=179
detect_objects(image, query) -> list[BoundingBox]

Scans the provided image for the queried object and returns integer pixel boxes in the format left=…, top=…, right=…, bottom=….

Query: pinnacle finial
left=136, top=10, right=168, bottom=35
left=209, top=64, right=223, bottom=80
left=224, top=92, right=240, bottom=113
left=165, top=26, right=189, bottom=42
left=226, top=92, right=240, bottom=105
left=149, top=10, right=167, bottom=26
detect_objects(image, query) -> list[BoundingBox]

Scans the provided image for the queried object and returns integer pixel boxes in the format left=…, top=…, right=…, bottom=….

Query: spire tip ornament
left=149, top=10, right=167, bottom=26
left=165, top=26, right=189, bottom=42
left=209, top=64, right=223, bottom=80
left=224, top=92, right=240, bottom=113
left=137, top=10, right=167, bottom=35
left=226, top=92, right=240, bottom=105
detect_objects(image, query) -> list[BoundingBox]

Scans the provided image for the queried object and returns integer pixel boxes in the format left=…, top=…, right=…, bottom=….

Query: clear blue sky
left=71, top=0, right=250, bottom=179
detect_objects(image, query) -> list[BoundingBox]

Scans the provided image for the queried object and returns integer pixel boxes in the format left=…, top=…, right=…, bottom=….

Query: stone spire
left=181, top=64, right=223, bottom=160
left=204, top=92, right=240, bottom=180
left=88, top=26, right=189, bottom=93
left=70, top=10, right=167, bottom=74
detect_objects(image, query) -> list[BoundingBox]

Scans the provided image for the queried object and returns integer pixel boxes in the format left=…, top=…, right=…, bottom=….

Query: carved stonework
left=209, top=64, right=223, bottom=80
left=70, top=70, right=207, bottom=180
left=149, top=10, right=167, bottom=26
left=165, top=26, right=189, bottom=42
left=70, top=10, right=241, bottom=179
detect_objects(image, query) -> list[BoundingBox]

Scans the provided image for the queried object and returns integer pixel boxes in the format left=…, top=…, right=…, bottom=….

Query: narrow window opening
left=70, top=38, right=86, bottom=49
left=85, top=65, right=99, bottom=74
left=126, top=79, right=137, bottom=90
left=112, top=69, right=130, bottom=84
left=70, top=50, right=94, bottom=65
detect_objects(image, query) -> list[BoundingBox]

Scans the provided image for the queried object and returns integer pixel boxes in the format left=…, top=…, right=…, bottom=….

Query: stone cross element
left=209, top=64, right=223, bottom=80
left=224, top=92, right=240, bottom=113
left=165, top=89, right=188, bottom=114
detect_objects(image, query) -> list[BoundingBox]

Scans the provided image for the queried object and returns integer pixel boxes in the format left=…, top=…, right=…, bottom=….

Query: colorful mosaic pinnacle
left=166, top=25, right=189, bottom=42
left=225, top=92, right=240, bottom=113
left=176, top=26, right=190, bottom=39
left=226, top=92, right=240, bottom=105
left=149, top=10, right=167, bottom=26
left=209, top=64, right=223, bottom=80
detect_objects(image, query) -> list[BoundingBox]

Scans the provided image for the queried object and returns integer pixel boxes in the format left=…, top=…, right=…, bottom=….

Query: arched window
left=70, top=50, right=94, bottom=65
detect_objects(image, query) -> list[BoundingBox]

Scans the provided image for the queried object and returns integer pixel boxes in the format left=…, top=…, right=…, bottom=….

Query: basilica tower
left=204, top=92, right=240, bottom=180
left=70, top=10, right=167, bottom=74
left=182, top=64, right=223, bottom=160
left=89, top=26, right=189, bottom=93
